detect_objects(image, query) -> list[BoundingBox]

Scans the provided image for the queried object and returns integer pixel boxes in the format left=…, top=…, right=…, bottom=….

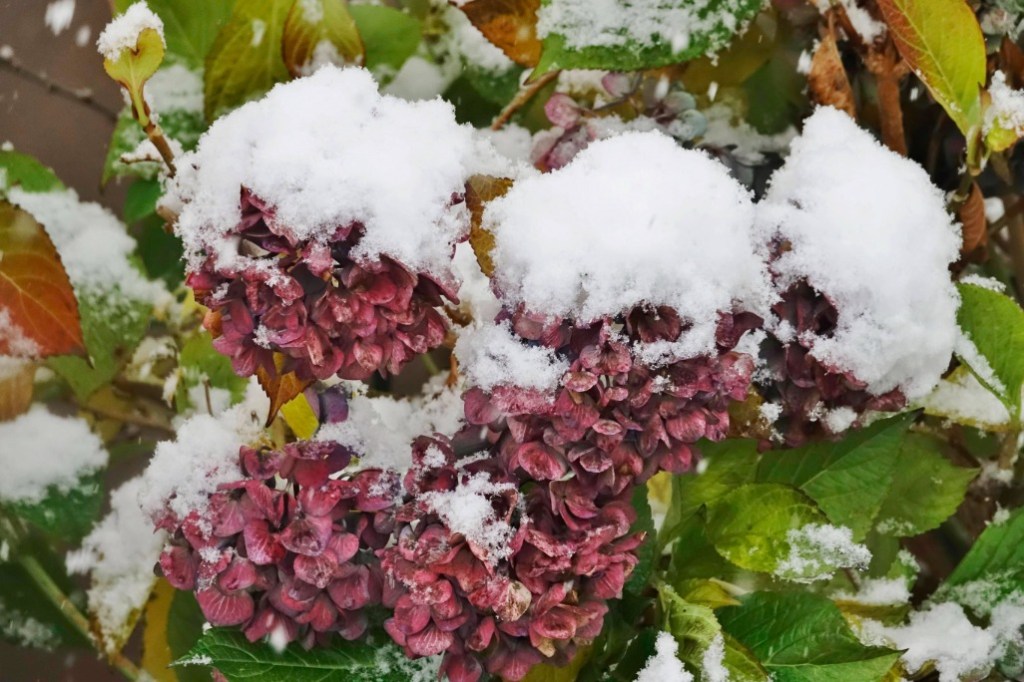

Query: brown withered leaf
left=808, top=30, right=856, bottom=118
left=958, top=182, right=987, bottom=254
left=465, top=175, right=514, bottom=277
left=1000, top=37, right=1024, bottom=89
left=0, top=359, right=35, bottom=422
left=0, top=201, right=85, bottom=358
left=256, top=352, right=312, bottom=426
left=457, top=0, right=542, bottom=67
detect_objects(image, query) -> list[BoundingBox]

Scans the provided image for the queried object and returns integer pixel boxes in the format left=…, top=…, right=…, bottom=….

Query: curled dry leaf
left=0, top=359, right=35, bottom=422
left=808, top=30, right=856, bottom=118
left=456, top=0, right=542, bottom=67
left=464, top=175, right=514, bottom=277
left=958, top=182, right=987, bottom=254
left=0, top=201, right=85, bottom=358
left=282, top=0, right=364, bottom=78
left=256, top=351, right=312, bottom=426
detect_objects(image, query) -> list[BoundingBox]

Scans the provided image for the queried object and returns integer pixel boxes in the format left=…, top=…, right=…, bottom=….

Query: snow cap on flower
left=756, top=106, right=960, bottom=401
left=166, top=65, right=506, bottom=286
left=484, top=130, right=769, bottom=362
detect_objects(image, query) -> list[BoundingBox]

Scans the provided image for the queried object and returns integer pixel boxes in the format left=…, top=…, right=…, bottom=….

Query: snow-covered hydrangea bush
left=5, top=1, right=1024, bottom=681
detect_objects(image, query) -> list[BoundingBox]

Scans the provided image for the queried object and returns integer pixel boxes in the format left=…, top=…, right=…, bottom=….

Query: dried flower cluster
left=188, top=189, right=456, bottom=383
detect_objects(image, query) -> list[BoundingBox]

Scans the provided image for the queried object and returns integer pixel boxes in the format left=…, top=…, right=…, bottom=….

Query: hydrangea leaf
left=719, top=592, right=900, bottom=681
left=659, top=439, right=759, bottom=549
left=280, top=393, right=319, bottom=439
left=873, top=433, right=977, bottom=537
left=756, top=413, right=914, bottom=540
left=0, top=535, right=92, bottom=650
left=877, top=0, right=986, bottom=137
left=116, top=0, right=236, bottom=69
left=0, top=201, right=84, bottom=358
left=465, top=175, right=514, bottom=278
left=937, top=506, right=1024, bottom=615
left=137, top=216, right=186, bottom=288
left=123, top=179, right=163, bottom=225
left=348, top=4, right=422, bottom=74
left=956, top=282, right=1024, bottom=417
left=204, top=0, right=292, bottom=120
left=175, top=628, right=418, bottom=681
left=8, top=473, right=104, bottom=542
left=49, top=292, right=152, bottom=401
left=282, top=0, right=365, bottom=78
left=0, top=151, right=64, bottom=194
left=533, top=0, right=764, bottom=74
left=659, top=584, right=722, bottom=665
left=704, top=483, right=828, bottom=576
left=456, top=0, right=543, bottom=67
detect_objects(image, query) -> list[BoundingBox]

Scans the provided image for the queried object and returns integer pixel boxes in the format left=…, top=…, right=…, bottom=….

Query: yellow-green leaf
left=281, top=392, right=319, bottom=439
left=877, top=0, right=985, bottom=137
left=103, top=27, right=167, bottom=128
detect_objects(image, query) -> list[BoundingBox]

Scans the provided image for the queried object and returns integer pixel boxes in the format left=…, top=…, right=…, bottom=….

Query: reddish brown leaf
left=0, top=201, right=84, bottom=358
left=0, top=359, right=35, bottom=421
left=465, top=175, right=514, bottom=277
left=959, top=182, right=987, bottom=254
left=808, top=30, right=856, bottom=119
left=457, top=0, right=542, bottom=67
left=256, top=352, right=312, bottom=426
left=1000, top=37, right=1024, bottom=89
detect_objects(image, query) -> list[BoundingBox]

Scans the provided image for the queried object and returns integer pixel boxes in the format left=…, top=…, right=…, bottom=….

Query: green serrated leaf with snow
left=956, top=282, right=1024, bottom=418
left=534, top=0, right=765, bottom=73
left=176, top=628, right=439, bottom=681
left=718, top=591, right=900, bottom=682
left=873, top=432, right=977, bottom=537
left=937, top=506, right=1024, bottom=616
left=757, top=413, right=913, bottom=539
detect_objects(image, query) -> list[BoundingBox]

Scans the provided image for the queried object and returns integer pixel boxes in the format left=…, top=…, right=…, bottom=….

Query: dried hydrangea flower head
left=164, top=66, right=507, bottom=381
left=755, top=108, right=961, bottom=444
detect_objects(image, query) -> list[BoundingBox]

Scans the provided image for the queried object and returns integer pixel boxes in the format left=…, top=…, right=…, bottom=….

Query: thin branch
left=0, top=53, right=119, bottom=123
left=491, top=69, right=561, bottom=131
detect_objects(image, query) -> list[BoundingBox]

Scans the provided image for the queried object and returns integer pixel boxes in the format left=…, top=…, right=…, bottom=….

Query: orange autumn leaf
left=0, top=200, right=84, bottom=358
left=456, top=0, right=542, bottom=67
left=256, top=351, right=312, bottom=426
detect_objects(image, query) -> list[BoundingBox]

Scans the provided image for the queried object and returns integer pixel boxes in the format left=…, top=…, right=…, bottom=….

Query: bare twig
left=0, top=52, right=119, bottom=123
left=491, top=69, right=561, bottom=131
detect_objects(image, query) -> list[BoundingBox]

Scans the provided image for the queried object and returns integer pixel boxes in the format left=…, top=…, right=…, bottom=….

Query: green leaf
left=348, top=4, right=422, bottom=74
left=0, top=535, right=91, bottom=650
left=873, top=433, right=977, bottom=537
left=625, top=484, right=656, bottom=595
left=956, top=282, right=1024, bottom=417
left=719, top=592, right=900, bottom=682
left=534, top=0, right=763, bottom=73
left=124, top=179, right=163, bottom=225
left=8, top=473, right=104, bottom=541
left=204, top=0, right=292, bottom=120
left=137, top=215, right=185, bottom=288
left=175, top=331, right=249, bottom=411
left=742, top=52, right=806, bottom=135
left=756, top=413, right=914, bottom=539
left=49, top=292, right=152, bottom=401
left=877, top=0, right=986, bottom=138
left=660, top=439, right=759, bottom=548
left=151, top=0, right=236, bottom=69
left=705, top=483, right=827, bottom=576
left=937, top=506, right=1024, bottom=615
left=0, top=151, right=64, bottom=194
left=102, top=26, right=166, bottom=129
left=168, top=590, right=208, bottom=682
left=176, top=628, right=422, bottom=681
